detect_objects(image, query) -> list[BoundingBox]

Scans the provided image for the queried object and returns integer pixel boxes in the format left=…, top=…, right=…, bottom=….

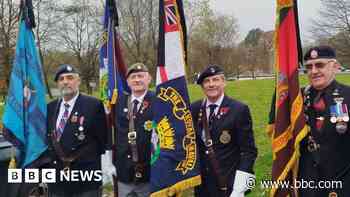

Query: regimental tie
left=56, top=103, right=70, bottom=141
left=313, top=92, right=326, bottom=131
left=208, top=104, right=217, bottom=127
left=132, top=99, right=139, bottom=118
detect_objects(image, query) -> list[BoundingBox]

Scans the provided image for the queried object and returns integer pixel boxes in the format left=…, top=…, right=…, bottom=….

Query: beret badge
left=310, top=50, right=318, bottom=59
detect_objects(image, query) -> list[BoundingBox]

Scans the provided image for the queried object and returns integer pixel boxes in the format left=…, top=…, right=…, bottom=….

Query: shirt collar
left=131, top=91, right=147, bottom=104
left=206, top=94, right=224, bottom=108
left=311, top=80, right=338, bottom=96
left=61, top=92, right=79, bottom=108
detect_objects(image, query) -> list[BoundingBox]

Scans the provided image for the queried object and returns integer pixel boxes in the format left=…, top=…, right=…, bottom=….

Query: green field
left=1, top=74, right=350, bottom=196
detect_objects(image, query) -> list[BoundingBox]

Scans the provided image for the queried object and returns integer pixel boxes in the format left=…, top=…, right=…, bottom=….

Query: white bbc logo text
left=8, top=169, right=56, bottom=183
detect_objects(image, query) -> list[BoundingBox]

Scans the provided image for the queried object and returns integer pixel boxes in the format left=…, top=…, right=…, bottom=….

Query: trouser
left=118, top=181, right=150, bottom=197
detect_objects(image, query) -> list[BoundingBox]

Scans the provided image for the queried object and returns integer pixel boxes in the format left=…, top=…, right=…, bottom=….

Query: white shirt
left=131, top=91, right=147, bottom=111
left=205, top=94, right=225, bottom=120
left=201, top=94, right=225, bottom=142
left=56, top=93, right=79, bottom=129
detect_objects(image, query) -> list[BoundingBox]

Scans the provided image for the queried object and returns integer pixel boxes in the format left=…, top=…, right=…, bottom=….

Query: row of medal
left=329, top=92, right=349, bottom=134
left=72, top=112, right=86, bottom=141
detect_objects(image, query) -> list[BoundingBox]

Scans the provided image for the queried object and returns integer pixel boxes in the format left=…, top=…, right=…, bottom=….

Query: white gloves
left=230, top=170, right=256, bottom=197
left=101, top=150, right=116, bottom=185
left=230, top=190, right=244, bottom=197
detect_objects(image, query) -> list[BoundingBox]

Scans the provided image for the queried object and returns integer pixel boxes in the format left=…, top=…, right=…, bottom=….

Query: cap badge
left=210, top=67, right=215, bottom=73
left=310, top=50, right=318, bottom=59
left=67, top=66, right=72, bottom=71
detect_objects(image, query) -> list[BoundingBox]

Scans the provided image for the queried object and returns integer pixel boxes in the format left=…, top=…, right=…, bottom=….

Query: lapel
left=196, top=99, right=206, bottom=132
left=136, top=91, right=152, bottom=119
left=211, top=95, right=231, bottom=127
left=50, top=99, right=61, bottom=132
left=121, top=92, right=130, bottom=120
left=61, top=94, right=83, bottom=137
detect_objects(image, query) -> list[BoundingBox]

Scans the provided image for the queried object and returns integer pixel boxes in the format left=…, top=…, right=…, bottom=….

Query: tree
left=243, top=28, right=264, bottom=78
left=240, top=28, right=274, bottom=78
left=117, top=0, right=158, bottom=76
left=0, top=0, right=66, bottom=96
left=188, top=0, right=239, bottom=75
left=54, top=0, right=102, bottom=94
left=0, top=0, right=20, bottom=87
left=310, top=0, right=350, bottom=65
left=33, top=0, right=63, bottom=97
left=256, top=31, right=274, bottom=73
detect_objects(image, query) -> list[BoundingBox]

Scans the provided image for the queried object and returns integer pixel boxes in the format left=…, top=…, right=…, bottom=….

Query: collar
left=206, top=94, right=224, bottom=108
left=131, top=91, right=147, bottom=104
left=61, top=91, right=79, bottom=108
left=312, top=80, right=338, bottom=96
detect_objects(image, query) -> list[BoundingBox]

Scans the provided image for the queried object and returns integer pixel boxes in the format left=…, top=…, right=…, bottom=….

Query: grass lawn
left=1, top=74, right=350, bottom=196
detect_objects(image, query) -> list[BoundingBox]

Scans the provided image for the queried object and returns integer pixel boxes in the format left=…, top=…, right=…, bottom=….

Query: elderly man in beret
left=191, top=65, right=257, bottom=197
left=113, top=63, right=155, bottom=197
left=298, top=46, right=350, bottom=196
left=43, top=64, right=108, bottom=197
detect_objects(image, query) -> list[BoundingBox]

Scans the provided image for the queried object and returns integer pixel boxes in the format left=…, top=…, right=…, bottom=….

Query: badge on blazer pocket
left=219, top=130, right=231, bottom=144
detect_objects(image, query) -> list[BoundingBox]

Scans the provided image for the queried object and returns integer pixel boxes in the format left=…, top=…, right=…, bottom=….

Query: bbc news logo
left=8, top=169, right=102, bottom=183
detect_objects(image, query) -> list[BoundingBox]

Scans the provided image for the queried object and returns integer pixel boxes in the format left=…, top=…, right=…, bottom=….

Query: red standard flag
left=268, top=0, right=309, bottom=196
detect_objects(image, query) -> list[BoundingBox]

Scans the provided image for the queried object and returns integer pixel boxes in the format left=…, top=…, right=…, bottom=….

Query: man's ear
left=148, top=72, right=152, bottom=81
left=333, top=61, right=341, bottom=72
left=77, top=76, right=81, bottom=85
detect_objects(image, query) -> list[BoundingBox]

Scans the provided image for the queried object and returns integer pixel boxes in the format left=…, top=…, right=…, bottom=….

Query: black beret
left=304, top=45, right=336, bottom=61
left=54, top=64, right=79, bottom=81
left=126, top=62, right=149, bottom=78
left=196, top=65, right=224, bottom=85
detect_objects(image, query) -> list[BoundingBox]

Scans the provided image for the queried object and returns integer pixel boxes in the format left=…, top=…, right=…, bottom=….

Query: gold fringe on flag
left=111, top=89, right=118, bottom=105
left=150, top=175, right=201, bottom=197
left=8, top=146, right=17, bottom=169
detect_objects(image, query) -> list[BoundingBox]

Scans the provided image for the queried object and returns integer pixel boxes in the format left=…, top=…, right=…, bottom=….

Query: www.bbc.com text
left=260, top=179, right=342, bottom=190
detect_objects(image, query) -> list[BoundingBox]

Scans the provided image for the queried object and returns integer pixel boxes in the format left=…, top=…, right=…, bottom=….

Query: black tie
left=208, top=104, right=217, bottom=126
left=132, top=99, right=139, bottom=118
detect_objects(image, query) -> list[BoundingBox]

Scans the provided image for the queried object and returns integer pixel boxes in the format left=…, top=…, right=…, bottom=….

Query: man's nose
left=208, top=80, right=215, bottom=87
left=310, top=65, right=319, bottom=73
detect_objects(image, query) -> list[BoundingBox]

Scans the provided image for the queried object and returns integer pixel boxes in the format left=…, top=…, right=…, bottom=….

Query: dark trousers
left=194, top=176, right=231, bottom=197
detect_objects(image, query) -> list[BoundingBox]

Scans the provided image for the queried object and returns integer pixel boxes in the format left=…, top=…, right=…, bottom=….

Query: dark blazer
left=299, top=81, right=350, bottom=197
left=45, top=93, right=108, bottom=194
left=191, top=95, right=257, bottom=197
left=114, top=91, right=155, bottom=183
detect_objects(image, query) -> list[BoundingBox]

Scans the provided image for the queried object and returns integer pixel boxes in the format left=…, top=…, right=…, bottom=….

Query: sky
left=210, top=0, right=322, bottom=42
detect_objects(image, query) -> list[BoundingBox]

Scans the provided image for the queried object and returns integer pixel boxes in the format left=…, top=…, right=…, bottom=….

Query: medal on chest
left=77, top=116, right=85, bottom=140
left=330, top=89, right=349, bottom=134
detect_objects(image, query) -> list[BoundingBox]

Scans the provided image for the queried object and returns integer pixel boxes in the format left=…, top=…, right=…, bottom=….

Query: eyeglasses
left=304, top=60, right=334, bottom=70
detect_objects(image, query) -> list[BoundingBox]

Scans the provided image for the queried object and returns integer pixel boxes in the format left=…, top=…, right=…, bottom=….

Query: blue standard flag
left=2, top=0, right=47, bottom=168
left=99, top=0, right=128, bottom=111
left=150, top=0, right=201, bottom=196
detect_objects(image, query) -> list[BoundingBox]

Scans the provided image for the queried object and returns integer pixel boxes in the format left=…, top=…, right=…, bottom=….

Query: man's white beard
left=60, top=87, right=75, bottom=97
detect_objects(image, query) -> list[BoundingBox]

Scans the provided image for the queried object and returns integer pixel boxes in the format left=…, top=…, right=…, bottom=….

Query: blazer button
left=127, top=155, right=131, bottom=159
left=72, top=147, right=76, bottom=151
left=53, top=160, right=57, bottom=164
